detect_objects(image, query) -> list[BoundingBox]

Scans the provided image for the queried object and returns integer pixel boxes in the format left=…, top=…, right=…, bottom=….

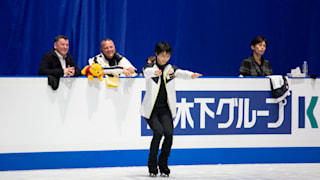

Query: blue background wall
left=0, top=0, right=319, bottom=76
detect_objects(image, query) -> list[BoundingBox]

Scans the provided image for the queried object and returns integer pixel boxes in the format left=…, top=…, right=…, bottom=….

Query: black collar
left=249, top=54, right=265, bottom=67
left=102, top=52, right=122, bottom=66
left=156, top=61, right=169, bottom=70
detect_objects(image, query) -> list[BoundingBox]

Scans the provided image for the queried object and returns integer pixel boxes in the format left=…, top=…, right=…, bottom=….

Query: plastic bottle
left=302, top=61, right=308, bottom=77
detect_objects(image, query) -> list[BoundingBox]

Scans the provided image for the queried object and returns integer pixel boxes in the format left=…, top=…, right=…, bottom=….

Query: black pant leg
left=158, top=109, right=173, bottom=166
left=146, top=113, right=164, bottom=168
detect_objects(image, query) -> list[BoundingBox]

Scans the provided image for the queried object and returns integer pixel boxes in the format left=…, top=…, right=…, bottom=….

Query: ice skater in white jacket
left=140, top=42, right=202, bottom=177
left=88, top=38, right=137, bottom=77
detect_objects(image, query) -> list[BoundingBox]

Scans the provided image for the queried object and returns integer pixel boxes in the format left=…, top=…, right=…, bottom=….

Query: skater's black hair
left=155, top=42, right=172, bottom=55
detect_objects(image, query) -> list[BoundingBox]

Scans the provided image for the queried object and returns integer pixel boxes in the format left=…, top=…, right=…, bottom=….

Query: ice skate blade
left=149, top=173, right=157, bottom=177
left=160, top=173, right=170, bottom=177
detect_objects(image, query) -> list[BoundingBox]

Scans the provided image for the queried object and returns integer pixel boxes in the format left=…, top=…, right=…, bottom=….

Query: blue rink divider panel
left=1, top=147, right=320, bottom=171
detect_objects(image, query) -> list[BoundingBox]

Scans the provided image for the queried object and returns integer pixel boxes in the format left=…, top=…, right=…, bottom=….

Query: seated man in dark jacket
left=39, top=35, right=81, bottom=89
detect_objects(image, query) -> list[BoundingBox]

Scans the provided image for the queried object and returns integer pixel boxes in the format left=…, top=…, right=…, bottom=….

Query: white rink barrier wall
left=0, top=76, right=319, bottom=171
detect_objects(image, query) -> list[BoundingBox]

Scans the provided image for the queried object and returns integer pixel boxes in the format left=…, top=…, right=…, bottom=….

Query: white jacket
left=88, top=52, right=137, bottom=76
left=268, top=75, right=290, bottom=103
left=140, top=63, right=194, bottom=119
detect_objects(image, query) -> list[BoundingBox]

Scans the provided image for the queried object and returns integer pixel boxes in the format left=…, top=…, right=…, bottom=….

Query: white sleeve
left=118, top=57, right=135, bottom=69
left=118, top=57, right=137, bottom=77
left=88, top=55, right=101, bottom=66
left=89, top=55, right=124, bottom=76
left=175, top=69, right=193, bottom=79
left=143, top=65, right=160, bottom=78
left=88, top=57, right=94, bottom=65
left=103, top=68, right=124, bottom=76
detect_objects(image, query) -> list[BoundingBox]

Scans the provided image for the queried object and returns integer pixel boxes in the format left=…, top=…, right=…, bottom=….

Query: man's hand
left=126, top=67, right=135, bottom=74
left=64, top=66, right=75, bottom=77
left=191, top=73, right=203, bottom=79
left=154, top=70, right=162, bottom=76
left=123, top=69, right=131, bottom=77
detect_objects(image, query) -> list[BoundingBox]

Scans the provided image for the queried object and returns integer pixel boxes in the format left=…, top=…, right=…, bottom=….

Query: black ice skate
left=159, top=165, right=170, bottom=177
left=148, top=166, right=158, bottom=177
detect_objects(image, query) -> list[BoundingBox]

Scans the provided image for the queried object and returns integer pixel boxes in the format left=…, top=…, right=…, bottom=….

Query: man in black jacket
left=38, top=35, right=81, bottom=89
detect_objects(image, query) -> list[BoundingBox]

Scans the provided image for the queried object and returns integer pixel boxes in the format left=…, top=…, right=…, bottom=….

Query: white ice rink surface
left=1, top=164, right=320, bottom=180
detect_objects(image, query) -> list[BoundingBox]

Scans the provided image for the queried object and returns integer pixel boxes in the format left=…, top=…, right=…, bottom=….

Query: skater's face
left=156, top=52, right=171, bottom=66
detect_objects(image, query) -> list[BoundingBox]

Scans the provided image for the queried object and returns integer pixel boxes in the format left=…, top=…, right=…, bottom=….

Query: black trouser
left=146, top=107, right=173, bottom=168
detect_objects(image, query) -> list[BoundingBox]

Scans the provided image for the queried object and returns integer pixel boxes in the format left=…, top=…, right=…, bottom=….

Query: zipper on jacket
left=147, top=68, right=162, bottom=119
left=164, top=67, right=172, bottom=116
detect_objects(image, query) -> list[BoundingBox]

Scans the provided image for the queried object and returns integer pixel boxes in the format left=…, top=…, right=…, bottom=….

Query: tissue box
left=287, top=67, right=306, bottom=77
